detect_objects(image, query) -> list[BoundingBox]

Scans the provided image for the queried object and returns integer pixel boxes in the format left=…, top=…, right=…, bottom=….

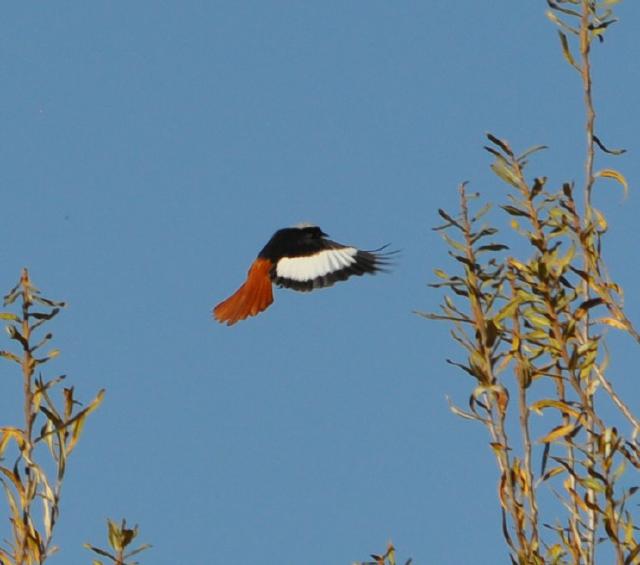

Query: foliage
left=84, top=519, right=151, bottom=565
left=353, top=543, right=412, bottom=565
left=0, top=269, right=104, bottom=564
left=422, top=1, right=638, bottom=564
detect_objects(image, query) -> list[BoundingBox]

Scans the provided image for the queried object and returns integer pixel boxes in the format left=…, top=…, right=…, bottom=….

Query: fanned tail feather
left=213, top=258, right=274, bottom=326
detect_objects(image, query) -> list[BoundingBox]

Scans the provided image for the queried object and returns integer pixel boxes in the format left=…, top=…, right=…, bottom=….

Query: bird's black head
left=258, top=224, right=328, bottom=260
left=297, top=224, right=327, bottom=239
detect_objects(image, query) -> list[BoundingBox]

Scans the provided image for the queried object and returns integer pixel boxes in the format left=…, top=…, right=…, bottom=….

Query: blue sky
left=1, top=2, right=639, bottom=563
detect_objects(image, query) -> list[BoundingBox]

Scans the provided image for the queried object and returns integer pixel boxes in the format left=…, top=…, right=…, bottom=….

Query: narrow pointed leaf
left=557, top=31, right=581, bottom=71
left=595, top=168, right=629, bottom=198
left=593, top=134, right=626, bottom=155
left=538, top=423, right=576, bottom=444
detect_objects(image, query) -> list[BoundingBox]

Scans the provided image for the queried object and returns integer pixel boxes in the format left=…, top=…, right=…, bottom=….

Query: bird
left=213, top=224, right=394, bottom=325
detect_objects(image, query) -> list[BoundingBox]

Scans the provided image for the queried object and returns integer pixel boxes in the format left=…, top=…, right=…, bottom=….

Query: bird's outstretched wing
left=213, top=225, right=395, bottom=325
left=271, top=242, right=394, bottom=292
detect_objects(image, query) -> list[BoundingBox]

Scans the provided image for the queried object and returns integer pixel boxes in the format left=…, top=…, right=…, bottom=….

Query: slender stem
left=459, top=186, right=533, bottom=556
left=594, top=365, right=640, bottom=432
left=21, top=269, right=34, bottom=447
left=510, top=276, right=540, bottom=550
left=580, top=0, right=596, bottom=213
left=17, top=269, right=35, bottom=565
left=579, top=3, right=600, bottom=560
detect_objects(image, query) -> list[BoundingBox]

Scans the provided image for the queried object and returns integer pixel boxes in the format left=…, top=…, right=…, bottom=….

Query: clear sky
left=1, top=2, right=639, bottom=564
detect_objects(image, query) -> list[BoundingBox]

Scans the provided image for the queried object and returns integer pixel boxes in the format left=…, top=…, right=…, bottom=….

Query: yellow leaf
left=624, top=518, right=634, bottom=545
left=597, top=317, right=628, bottom=331
left=490, top=442, right=507, bottom=455
left=580, top=477, right=605, bottom=493
left=547, top=544, right=564, bottom=559
left=595, top=168, right=629, bottom=198
left=593, top=208, right=607, bottom=232
left=538, top=423, right=575, bottom=444
left=67, top=389, right=105, bottom=453
left=568, top=487, right=590, bottom=513
left=0, top=466, right=26, bottom=499
left=47, top=348, right=60, bottom=359
left=0, top=427, right=25, bottom=454
left=541, top=466, right=565, bottom=482
left=530, top=399, right=581, bottom=419
left=495, top=299, right=519, bottom=323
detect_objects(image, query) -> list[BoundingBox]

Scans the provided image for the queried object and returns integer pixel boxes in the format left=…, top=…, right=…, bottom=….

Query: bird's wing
left=272, top=241, right=394, bottom=292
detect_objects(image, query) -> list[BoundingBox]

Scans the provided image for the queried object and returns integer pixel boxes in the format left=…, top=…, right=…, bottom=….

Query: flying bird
left=213, top=224, right=394, bottom=325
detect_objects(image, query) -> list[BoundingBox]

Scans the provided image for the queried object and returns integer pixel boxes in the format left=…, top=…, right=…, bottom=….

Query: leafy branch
left=85, top=519, right=151, bottom=565
left=0, top=269, right=104, bottom=565
left=423, top=2, right=639, bottom=563
left=353, top=543, right=412, bottom=565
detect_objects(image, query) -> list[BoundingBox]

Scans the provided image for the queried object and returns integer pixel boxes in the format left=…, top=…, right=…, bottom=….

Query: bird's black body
left=258, top=226, right=330, bottom=261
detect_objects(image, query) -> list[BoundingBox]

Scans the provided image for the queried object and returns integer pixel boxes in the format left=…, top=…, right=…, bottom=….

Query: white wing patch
left=276, top=248, right=358, bottom=282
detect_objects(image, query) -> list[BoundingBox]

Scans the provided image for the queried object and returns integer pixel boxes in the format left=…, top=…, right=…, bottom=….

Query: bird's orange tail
left=213, top=258, right=274, bottom=326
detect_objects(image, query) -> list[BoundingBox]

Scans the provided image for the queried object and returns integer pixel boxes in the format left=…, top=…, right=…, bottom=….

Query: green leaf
left=612, top=461, right=626, bottom=482
left=32, top=295, right=66, bottom=308
left=436, top=208, right=462, bottom=230
left=593, top=134, right=626, bottom=155
left=555, top=242, right=575, bottom=272
left=491, top=158, right=520, bottom=187
left=486, top=133, right=513, bottom=157
left=494, top=299, right=519, bottom=323
left=0, top=350, right=21, bottom=364
left=0, top=312, right=19, bottom=321
left=3, top=280, right=22, bottom=306
left=525, top=311, right=550, bottom=328
left=35, top=348, right=61, bottom=365
left=546, top=10, right=579, bottom=35
left=580, top=476, right=606, bottom=493
left=84, top=543, right=115, bottom=560
left=557, top=31, right=581, bottom=71
left=125, top=543, right=152, bottom=559
left=67, top=389, right=106, bottom=453
left=471, top=227, right=498, bottom=244
left=471, top=202, right=492, bottom=222
left=442, top=233, right=466, bottom=253
left=477, top=243, right=509, bottom=253
left=108, top=519, right=121, bottom=551
left=518, top=147, right=548, bottom=164
left=501, top=205, right=530, bottom=218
